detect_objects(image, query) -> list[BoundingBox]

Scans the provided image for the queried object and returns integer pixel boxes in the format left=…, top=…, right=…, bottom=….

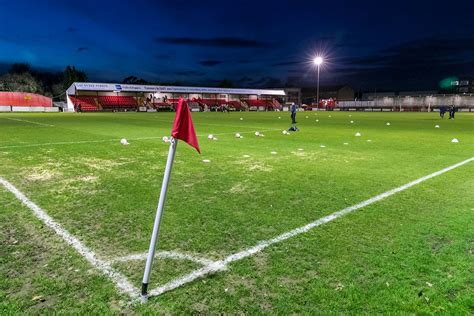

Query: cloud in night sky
left=176, top=70, right=206, bottom=76
left=156, top=37, right=270, bottom=48
left=271, top=60, right=302, bottom=67
left=199, top=60, right=223, bottom=66
left=155, top=54, right=172, bottom=59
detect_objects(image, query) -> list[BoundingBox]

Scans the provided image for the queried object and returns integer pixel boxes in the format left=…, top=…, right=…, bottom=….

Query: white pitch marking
left=0, top=129, right=282, bottom=150
left=5, top=117, right=54, bottom=127
left=148, top=157, right=474, bottom=298
left=0, top=177, right=138, bottom=297
left=0, top=138, right=120, bottom=149
left=109, top=251, right=215, bottom=266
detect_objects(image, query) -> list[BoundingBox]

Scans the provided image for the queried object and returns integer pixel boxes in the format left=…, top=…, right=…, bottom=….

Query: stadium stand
left=97, top=96, right=138, bottom=110
left=247, top=99, right=274, bottom=110
left=226, top=101, right=244, bottom=111
left=69, top=96, right=98, bottom=111
left=152, top=102, right=173, bottom=111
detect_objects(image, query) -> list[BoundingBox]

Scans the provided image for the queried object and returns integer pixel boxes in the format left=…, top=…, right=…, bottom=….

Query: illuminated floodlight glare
left=313, top=56, right=323, bottom=65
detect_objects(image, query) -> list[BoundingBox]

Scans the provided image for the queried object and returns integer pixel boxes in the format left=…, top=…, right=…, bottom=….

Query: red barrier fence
left=0, top=92, right=52, bottom=107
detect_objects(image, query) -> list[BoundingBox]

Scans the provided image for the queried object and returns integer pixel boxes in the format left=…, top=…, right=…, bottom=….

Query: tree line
left=0, top=63, right=87, bottom=100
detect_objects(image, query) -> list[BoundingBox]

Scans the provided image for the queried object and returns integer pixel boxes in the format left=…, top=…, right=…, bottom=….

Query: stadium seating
left=246, top=99, right=274, bottom=110
left=69, top=96, right=98, bottom=111
left=226, top=101, right=244, bottom=110
left=97, top=96, right=138, bottom=110
left=152, top=102, right=173, bottom=111
left=247, top=99, right=273, bottom=107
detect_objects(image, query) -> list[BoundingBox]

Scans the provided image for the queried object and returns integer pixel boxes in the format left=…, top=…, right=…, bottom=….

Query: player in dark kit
left=439, top=105, right=446, bottom=118
left=449, top=105, right=456, bottom=119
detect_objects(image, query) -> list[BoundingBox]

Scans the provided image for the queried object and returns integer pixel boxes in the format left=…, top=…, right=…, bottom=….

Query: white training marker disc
left=240, top=117, right=243, bottom=120
left=386, top=122, right=391, bottom=126
left=355, top=132, right=361, bottom=136
left=243, top=155, right=250, bottom=158
left=435, top=125, right=440, bottom=128
left=350, top=121, right=354, bottom=123
left=298, top=148, right=304, bottom=151
left=367, top=140, right=372, bottom=142
left=271, top=151, right=277, bottom=155
left=202, top=159, right=211, bottom=163
left=120, top=138, right=129, bottom=145
left=320, top=145, right=326, bottom=148
left=316, top=119, right=319, bottom=122
left=343, top=143, right=349, bottom=145
left=451, top=138, right=459, bottom=143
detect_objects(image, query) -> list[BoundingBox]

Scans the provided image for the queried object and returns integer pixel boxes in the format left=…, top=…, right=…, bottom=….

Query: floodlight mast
left=313, top=57, right=323, bottom=108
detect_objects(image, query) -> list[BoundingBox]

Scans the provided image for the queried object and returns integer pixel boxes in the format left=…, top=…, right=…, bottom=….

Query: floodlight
left=313, top=56, right=323, bottom=65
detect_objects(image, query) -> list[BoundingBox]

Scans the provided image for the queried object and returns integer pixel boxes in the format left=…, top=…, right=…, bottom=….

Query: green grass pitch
left=0, top=111, right=473, bottom=314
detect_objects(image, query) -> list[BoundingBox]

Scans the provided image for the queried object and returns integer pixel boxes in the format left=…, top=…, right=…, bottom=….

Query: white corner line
left=0, top=177, right=138, bottom=298
left=5, top=117, right=54, bottom=127
left=109, top=250, right=216, bottom=266
left=148, top=156, right=474, bottom=298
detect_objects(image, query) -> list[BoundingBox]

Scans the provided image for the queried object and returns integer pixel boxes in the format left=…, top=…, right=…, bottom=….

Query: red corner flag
left=171, top=98, right=200, bottom=153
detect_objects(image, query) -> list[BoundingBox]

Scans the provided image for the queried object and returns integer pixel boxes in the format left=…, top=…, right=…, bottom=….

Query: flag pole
left=141, top=137, right=178, bottom=302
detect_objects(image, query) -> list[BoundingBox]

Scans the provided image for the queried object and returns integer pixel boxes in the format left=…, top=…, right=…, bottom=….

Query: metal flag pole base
left=140, top=138, right=178, bottom=302
left=140, top=283, right=148, bottom=304
left=140, top=283, right=149, bottom=303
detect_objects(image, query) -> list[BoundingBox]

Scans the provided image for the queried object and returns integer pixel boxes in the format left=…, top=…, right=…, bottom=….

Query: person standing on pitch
left=290, top=102, right=297, bottom=124
left=439, top=105, right=446, bottom=118
left=288, top=102, right=299, bottom=131
left=451, top=104, right=457, bottom=119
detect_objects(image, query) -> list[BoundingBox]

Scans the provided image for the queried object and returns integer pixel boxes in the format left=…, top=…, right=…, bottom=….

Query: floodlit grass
left=0, top=111, right=473, bottom=313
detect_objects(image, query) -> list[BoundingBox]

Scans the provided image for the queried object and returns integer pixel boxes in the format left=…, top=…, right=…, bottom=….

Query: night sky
left=0, top=0, right=473, bottom=90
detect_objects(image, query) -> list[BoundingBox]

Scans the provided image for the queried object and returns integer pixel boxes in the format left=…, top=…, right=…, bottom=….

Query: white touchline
left=109, top=250, right=215, bottom=266
left=0, top=129, right=282, bottom=149
left=0, top=139, right=116, bottom=149
left=148, top=156, right=474, bottom=298
left=5, top=117, right=54, bottom=127
left=0, top=177, right=138, bottom=298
